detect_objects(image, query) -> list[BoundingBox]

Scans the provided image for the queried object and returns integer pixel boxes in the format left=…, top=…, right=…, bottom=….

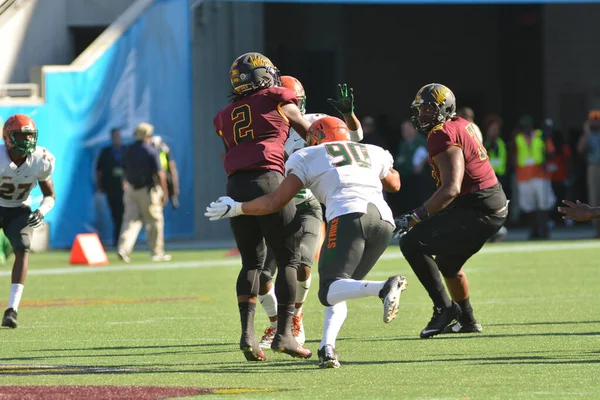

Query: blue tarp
left=0, top=0, right=194, bottom=248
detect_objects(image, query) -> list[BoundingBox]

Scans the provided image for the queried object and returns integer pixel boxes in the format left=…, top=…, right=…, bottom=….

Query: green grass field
left=0, top=241, right=599, bottom=399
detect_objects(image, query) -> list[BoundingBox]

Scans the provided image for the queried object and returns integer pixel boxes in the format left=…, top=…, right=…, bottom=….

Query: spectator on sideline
left=577, top=110, right=600, bottom=237
left=547, top=128, right=573, bottom=226
left=118, top=122, right=171, bottom=263
left=95, top=128, right=125, bottom=247
left=483, top=114, right=508, bottom=242
left=457, top=106, right=483, bottom=142
left=513, top=115, right=556, bottom=240
left=360, top=116, right=387, bottom=149
left=392, top=120, right=426, bottom=215
left=152, top=136, right=180, bottom=209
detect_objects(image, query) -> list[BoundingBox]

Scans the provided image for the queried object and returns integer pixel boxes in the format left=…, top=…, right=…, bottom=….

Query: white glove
left=204, top=196, right=244, bottom=221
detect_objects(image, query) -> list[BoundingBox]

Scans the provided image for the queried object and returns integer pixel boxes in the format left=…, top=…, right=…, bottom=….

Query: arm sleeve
left=285, top=152, right=310, bottom=186
left=38, top=150, right=55, bottom=182
left=377, top=147, right=394, bottom=179
left=427, top=128, right=455, bottom=158
left=350, top=127, right=364, bottom=142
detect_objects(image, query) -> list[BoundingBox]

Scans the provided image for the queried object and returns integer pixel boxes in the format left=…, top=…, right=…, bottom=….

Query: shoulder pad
left=264, top=87, right=298, bottom=105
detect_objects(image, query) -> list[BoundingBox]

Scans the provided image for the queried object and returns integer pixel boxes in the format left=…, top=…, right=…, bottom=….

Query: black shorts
left=0, top=206, right=33, bottom=252
left=261, top=196, right=323, bottom=285
left=227, top=170, right=301, bottom=274
left=399, top=204, right=508, bottom=277
left=318, top=203, right=394, bottom=306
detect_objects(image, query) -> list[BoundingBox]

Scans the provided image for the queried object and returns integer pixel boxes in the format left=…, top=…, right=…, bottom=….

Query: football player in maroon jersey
left=395, top=83, right=509, bottom=338
left=213, top=52, right=312, bottom=361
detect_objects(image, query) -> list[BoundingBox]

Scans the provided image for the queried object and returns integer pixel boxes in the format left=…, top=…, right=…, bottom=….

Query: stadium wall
left=192, top=0, right=264, bottom=243
left=0, top=0, right=70, bottom=84
left=543, top=3, right=600, bottom=132
left=0, top=0, right=194, bottom=248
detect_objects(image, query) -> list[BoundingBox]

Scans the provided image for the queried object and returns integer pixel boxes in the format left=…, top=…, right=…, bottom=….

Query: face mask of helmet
left=411, top=104, right=438, bottom=134
left=9, top=131, right=37, bottom=155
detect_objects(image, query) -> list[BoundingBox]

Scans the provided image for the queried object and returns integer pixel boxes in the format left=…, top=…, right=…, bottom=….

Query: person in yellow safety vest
left=483, top=114, right=508, bottom=242
left=513, top=115, right=556, bottom=240
left=151, top=135, right=180, bottom=209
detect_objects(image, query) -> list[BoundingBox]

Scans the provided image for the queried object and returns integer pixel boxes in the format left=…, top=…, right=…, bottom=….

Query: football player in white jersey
left=0, top=115, right=55, bottom=328
left=206, top=117, right=407, bottom=368
left=257, top=76, right=364, bottom=349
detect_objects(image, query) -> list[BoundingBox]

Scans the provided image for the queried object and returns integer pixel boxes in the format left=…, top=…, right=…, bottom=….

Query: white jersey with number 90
left=286, top=141, right=394, bottom=225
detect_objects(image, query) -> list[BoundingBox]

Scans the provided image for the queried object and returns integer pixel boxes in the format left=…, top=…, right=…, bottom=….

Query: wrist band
left=412, top=205, right=429, bottom=223
left=236, top=202, right=245, bottom=216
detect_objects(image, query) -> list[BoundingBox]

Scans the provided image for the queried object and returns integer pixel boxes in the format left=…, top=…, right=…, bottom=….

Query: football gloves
left=392, top=213, right=412, bottom=240
left=27, top=210, right=44, bottom=228
left=327, top=83, right=355, bottom=116
left=205, top=196, right=243, bottom=221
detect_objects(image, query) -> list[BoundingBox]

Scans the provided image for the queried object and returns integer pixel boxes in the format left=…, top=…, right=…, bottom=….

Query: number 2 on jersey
left=325, top=142, right=371, bottom=168
left=231, top=104, right=254, bottom=145
left=0, top=183, right=33, bottom=201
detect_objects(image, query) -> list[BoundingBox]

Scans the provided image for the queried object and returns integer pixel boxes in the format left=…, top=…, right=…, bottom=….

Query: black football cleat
left=318, top=345, right=340, bottom=369
left=239, top=335, right=266, bottom=362
left=379, top=275, right=408, bottom=323
left=420, top=302, right=461, bottom=339
left=2, top=308, right=17, bottom=329
left=271, top=334, right=312, bottom=359
left=442, top=320, right=483, bottom=334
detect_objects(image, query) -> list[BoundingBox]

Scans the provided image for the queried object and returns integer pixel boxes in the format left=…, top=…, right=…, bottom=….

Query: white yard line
left=1, top=241, right=598, bottom=278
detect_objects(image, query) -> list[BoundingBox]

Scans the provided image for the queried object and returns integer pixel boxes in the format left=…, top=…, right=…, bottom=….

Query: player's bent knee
left=318, top=280, right=335, bottom=307
left=438, top=265, right=461, bottom=279
left=399, top=232, right=417, bottom=254
left=259, top=270, right=273, bottom=287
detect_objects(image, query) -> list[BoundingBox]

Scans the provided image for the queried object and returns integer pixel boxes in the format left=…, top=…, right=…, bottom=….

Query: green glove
left=327, top=83, right=355, bottom=116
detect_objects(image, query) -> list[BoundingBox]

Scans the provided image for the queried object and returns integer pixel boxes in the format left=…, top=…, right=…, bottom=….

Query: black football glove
left=327, top=83, right=355, bottom=116
left=27, top=210, right=44, bottom=228
left=392, top=213, right=412, bottom=240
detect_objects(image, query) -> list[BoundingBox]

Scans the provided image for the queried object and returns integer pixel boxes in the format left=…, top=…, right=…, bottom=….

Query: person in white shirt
left=257, top=76, right=364, bottom=350
left=206, top=117, right=407, bottom=369
left=0, top=114, right=56, bottom=328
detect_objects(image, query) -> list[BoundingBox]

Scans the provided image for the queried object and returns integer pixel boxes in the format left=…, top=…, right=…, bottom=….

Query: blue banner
left=0, top=0, right=194, bottom=248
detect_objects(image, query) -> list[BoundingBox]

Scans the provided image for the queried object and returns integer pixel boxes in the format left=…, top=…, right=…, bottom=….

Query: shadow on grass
left=0, top=359, right=319, bottom=376
left=344, top=355, right=600, bottom=366
left=2, top=352, right=598, bottom=376
left=487, top=320, right=600, bottom=327
left=30, top=342, right=233, bottom=352
left=341, top=331, right=600, bottom=342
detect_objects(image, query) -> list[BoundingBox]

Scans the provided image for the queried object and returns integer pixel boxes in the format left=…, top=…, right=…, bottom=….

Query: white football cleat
left=293, top=312, right=305, bottom=346
left=258, top=326, right=277, bottom=349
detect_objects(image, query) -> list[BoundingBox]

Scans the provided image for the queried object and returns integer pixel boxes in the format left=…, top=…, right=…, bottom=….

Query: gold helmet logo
left=431, top=86, right=450, bottom=104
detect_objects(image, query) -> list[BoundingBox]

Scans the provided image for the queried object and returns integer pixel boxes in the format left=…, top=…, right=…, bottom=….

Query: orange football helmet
left=306, top=116, right=351, bottom=146
left=281, top=76, right=306, bottom=114
left=3, top=114, right=38, bottom=155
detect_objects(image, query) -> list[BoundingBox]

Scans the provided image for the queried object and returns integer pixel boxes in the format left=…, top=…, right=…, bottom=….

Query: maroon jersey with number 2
left=214, top=87, right=298, bottom=177
left=426, top=116, right=498, bottom=195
